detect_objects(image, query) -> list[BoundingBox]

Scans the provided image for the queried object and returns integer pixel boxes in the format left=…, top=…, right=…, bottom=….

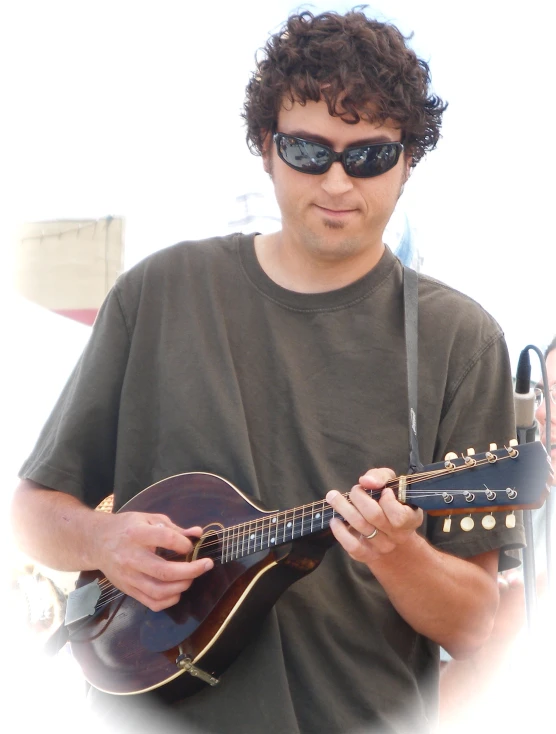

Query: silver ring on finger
left=365, top=528, right=379, bottom=540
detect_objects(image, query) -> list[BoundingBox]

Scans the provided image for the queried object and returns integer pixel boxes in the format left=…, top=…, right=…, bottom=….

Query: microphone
left=514, top=347, right=537, bottom=444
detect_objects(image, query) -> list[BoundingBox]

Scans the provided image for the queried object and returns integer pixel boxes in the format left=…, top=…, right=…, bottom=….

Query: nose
left=320, top=161, right=354, bottom=197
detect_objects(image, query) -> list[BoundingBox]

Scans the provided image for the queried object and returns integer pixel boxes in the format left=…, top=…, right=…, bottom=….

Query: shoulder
left=417, top=272, right=502, bottom=338
left=416, top=271, right=505, bottom=357
left=111, top=233, right=248, bottom=319
left=91, top=233, right=250, bottom=337
left=121, top=233, right=244, bottom=285
left=413, top=271, right=510, bottom=404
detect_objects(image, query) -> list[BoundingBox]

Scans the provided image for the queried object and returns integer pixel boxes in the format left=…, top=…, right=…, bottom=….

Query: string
left=86, top=451, right=519, bottom=614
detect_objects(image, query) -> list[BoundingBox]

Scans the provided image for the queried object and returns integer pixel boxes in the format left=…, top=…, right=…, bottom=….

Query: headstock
left=398, top=440, right=552, bottom=519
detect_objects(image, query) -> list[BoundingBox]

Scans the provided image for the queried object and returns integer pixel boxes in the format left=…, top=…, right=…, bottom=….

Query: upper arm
left=465, top=548, right=500, bottom=582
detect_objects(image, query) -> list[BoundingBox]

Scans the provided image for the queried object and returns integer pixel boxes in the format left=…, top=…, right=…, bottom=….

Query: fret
left=270, top=514, right=278, bottom=547
left=244, top=521, right=250, bottom=556
left=284, top=510, right=294, bottom=542
left=300, top=505, right=305, bottom=536
left=230, top=524, right=236, bottom=560
left=221, top=528, right=227, bottom=564
left=248, top=520, right=255, bottom=555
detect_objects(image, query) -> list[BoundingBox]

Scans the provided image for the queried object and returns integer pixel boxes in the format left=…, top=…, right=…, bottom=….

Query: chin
left=311, top=234, right=365, bottom=260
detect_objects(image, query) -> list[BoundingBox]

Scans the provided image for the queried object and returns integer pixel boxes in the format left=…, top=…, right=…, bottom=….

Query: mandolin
left=66, top=440, right=551, bottom=700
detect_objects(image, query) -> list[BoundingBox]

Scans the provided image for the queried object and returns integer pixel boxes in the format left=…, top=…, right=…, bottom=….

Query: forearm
left=11, top=480, right=108, bottom=572
left=369, top=533, right=499, bottom=659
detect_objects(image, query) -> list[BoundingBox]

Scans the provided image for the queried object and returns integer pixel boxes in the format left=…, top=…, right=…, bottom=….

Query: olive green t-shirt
left=20, top=234, right=524, bottom=734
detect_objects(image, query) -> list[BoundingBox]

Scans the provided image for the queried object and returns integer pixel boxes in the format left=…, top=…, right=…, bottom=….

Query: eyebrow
left=283, top=129, right=401, bottom=148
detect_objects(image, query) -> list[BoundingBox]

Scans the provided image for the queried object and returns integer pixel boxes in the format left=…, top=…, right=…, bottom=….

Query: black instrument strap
left=403, top=265, right=423, bottom=474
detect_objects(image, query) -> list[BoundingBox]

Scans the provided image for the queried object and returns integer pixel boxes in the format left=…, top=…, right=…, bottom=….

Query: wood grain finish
left=70, top=473, right=329, bottom=697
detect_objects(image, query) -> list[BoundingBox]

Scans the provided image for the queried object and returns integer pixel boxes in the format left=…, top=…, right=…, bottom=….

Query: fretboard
left=218, top=491, right=381, bottom=564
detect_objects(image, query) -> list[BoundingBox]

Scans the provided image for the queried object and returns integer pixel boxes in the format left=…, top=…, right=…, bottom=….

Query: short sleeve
left=428, top=333, right=526, bottom=571
left=19, top=284, right=131, bottom=509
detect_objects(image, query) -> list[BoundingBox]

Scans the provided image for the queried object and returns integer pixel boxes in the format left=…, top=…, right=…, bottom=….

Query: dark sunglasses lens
left=277, top=136, right=331, bottom=173
left=344, top=144, right=401, bottom=178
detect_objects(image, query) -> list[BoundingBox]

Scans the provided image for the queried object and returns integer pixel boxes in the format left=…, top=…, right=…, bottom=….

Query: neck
left=254, top=231, right=385, bottom=293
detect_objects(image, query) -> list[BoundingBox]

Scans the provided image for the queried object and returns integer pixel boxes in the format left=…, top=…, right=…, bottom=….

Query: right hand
left=93, top=511, right=213, bottom=611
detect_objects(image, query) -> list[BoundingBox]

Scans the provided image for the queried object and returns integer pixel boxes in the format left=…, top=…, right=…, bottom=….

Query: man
left=11, top=10, right=524, bottom=734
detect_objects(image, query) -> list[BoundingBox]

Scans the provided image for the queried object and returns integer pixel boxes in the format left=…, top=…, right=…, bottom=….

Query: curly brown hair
left=243, top=8, right=447, bottom=166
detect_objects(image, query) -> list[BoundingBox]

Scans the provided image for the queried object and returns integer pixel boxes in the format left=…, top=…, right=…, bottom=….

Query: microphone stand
left=516, top=343, right=553, bottom=629
left=518, top=423, right=538, bottom=628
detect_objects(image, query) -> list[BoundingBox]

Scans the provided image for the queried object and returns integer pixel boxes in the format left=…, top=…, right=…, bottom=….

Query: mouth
left=315, top=205, right=358, bottom=217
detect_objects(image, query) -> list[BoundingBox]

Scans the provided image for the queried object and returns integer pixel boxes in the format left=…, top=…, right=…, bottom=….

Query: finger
left=325, top=488, right=379, bottom=542
left=378, top=487, right=423, bottom=531
left=330, top=518, right=394, bottom=560
left=358, top=467, right=396, bottom=489
left=348, top=485, right=384, bottom=530
left=136, top=523, right=199, bottom=555
left=326, top=489, right=378, bottom=537
left=124, top=580, right=187, bottom=612
left=147, top=515, right=203, bottom=539
left=329, top=518, right=370, bottom=560
left=140, top=555, right=214, bottom=584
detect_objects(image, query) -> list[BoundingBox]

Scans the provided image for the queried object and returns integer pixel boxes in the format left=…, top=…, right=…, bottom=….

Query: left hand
left=327, top=467, right=424, bottom=562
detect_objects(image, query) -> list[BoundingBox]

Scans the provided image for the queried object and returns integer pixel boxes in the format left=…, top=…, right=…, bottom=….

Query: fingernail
left=326, top=490, right=338, bottom=502
left=204, top=560, right=213, bottom=571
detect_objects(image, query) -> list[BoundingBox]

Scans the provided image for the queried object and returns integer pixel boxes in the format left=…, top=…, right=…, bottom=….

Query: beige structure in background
left=14, top=216, right=124, bottom=325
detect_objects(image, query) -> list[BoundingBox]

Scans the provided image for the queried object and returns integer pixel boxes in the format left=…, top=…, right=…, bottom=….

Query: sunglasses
left=273, top=133, right=404, bottom=179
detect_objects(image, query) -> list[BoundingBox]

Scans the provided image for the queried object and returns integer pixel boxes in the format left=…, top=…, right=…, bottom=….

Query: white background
left=1, top=0, right=554, bottom=373
left=1, top=4, right=554, bottom=730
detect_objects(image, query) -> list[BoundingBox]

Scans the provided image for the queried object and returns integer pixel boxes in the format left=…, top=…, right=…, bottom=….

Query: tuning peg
left=509, top=439, right=518, bottom=447
left=506, top=441, right=519, bottom=458
left=444, top=451, right=457, bottom=470
left=460, top=516, right=474, bottom=532
left=466, top=448, right=475, bottom=456
left=482, top=514, right=496, bottom=530
left=489, top=443, right=498, bottom=451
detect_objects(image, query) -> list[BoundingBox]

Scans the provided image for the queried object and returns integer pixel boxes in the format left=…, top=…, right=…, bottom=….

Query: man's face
left=263, top=98, right=410, bottom=262
left=536, top=349, right=556, bottom=472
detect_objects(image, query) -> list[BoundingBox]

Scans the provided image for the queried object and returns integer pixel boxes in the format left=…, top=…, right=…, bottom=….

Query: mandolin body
left=69, top=473, right=331, bottom=698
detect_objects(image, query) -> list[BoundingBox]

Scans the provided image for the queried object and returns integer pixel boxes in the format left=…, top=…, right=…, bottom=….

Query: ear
left=261, top=131, right=273, bottom=175
left=402, top=154, right=413, bottom=183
